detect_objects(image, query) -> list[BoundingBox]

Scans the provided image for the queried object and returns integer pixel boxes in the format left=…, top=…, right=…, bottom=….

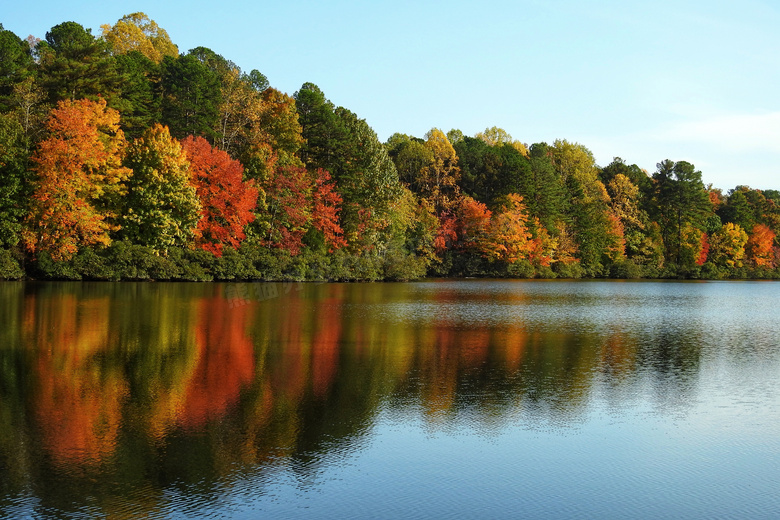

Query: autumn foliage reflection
left=0, top=281, right=705, bottom=518
left=26, top=290, right=126, bottom=467
left=180, top=294, right=255, bottom=429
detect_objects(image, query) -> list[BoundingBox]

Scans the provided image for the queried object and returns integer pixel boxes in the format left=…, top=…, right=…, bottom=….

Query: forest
left=1, top=13, right=779, bottom=282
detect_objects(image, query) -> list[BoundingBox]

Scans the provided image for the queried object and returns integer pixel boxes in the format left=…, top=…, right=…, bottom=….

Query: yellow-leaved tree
left=475, top=126, right=529, bottom=158
left=120, top=124, right=201, bottom=252
left=421, top=128, right=461, bottom=214
left=708, top=222, right=749, bottom=269
left=101, top=12, right=178, bottom=63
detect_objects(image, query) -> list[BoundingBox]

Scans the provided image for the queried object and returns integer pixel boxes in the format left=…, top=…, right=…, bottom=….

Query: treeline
left=1, top=13, right=779, bottom=281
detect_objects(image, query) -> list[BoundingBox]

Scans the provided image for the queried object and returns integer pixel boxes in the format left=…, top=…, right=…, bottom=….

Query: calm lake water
left=0, top=280, right=779, bottom=519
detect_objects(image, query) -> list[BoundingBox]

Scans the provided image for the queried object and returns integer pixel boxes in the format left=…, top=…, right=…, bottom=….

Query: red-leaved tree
left=696, top=232, right=709, bottom=266
left=181, top=136, right=258, bottom=256
left=262, top=165, right=312, bottom=255
left=311, top=168, right=346, bottom=251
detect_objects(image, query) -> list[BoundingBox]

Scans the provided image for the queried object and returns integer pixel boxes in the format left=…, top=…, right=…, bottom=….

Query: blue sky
left=3, top=0, right=779, bottom=190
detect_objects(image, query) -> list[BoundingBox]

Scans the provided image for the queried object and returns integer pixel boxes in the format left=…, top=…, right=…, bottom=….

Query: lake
left=0, top=280, right=779, bottom=519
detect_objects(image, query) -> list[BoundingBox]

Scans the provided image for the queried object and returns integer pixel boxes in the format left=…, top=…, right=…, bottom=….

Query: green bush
left=106, top=241, right=180, bottom=280
left=553, top=261, right=584, bottom=279
left=447, top=252, right=492, bottom=277
left=658, top=263, right=682, bottom=279
left=167, top=248, right=213, bottom=281
left=33, top=252, right=81, bottom=280
left=0, top=249, right=24, bottom=280
left=73, top=248, right=117, bottom=280
left=211, top=246, right=261, bottom=280
left=507, top=260, right=535, bottom=279
left=699, top=262, right=725, bottom=279
left=301, top=249, right=331, bottom=281
left=534, top=265, right=556, bottom=279
left=328, top=250, right=383, bottom=281
left=428, top=252, right=453, bottom=277
left=609, top=259, right=643, bottom=279
left=20, top=237, right=780, bottom=283
left=637, top=262, right=661, bottom=279
left=744, top=266, right=780, bottom=280
left=327, top=249, right=351, bottom=280
left=236, top=243, right=292, bottom=280
left=383, top=247, right=427, bottom=281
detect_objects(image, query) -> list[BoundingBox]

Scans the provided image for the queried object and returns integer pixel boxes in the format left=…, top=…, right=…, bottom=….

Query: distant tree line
left=1, top=14, right=779, bottom=281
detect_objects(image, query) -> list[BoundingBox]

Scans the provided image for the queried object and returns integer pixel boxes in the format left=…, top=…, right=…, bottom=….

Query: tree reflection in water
left=0, top=280, right=775, bottom=518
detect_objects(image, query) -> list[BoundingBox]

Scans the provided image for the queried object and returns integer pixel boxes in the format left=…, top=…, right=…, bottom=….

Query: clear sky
left=3, top=0, right=779, bottom=191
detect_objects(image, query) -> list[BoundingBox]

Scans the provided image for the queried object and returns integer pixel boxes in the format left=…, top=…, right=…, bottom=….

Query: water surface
left=0, top=280, right=778, bottom=518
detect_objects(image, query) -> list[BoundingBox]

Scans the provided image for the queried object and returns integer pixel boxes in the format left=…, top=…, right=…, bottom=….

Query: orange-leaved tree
left=23, top=98, right=130, bottom=261
left=456, top=195, right=492, bottom=255
left=181, top=136, right=258, bottom=256
left=485, top=194, right=534, bottom=263
left=745, top=223, right=776, bottom=268
left=527, top=218, right=557, bottom=267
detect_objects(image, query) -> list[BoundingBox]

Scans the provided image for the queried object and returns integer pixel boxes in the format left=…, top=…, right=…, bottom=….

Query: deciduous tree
left=23, top=98, right=130, bottom=260
left=607, top=173, right=657, bottom=264
left=708, top=222, right=748, bottom=269
left=8, top=76, right=48, bottom=148
left=486, top=194, right=534, bottom=263
left=386, top=133, right=433, bottom=190
left=745, top=223, right=775, bottom=268
left=600, top=157, right=652, bottom=201
left=239, top=86, right=303, bottom=183
left=181, top=135, right=258, bottom=256
left=101, top=12, right=178, bottom=63
left=475, top=126, right=528, bottom=157
left=420, top=128, right=461, bottom=214
left=121, top=124, right=201, bottom=252
left=259, top=165, right=311, bottom=255
left=311, top=168, right=346, bottom=252
left=258, top=87, right=304, bottom=166
left=455, top=196, right=491, bottom=255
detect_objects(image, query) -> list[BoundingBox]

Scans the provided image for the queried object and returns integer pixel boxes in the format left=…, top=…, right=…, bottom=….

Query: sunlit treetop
left=101, top=12, right=178, bottom=63
left=475, top=126, right=529, bottom=158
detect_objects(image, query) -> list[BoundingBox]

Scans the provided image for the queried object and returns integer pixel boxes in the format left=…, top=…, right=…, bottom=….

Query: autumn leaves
left=23, top=100, right=256, bottom=261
